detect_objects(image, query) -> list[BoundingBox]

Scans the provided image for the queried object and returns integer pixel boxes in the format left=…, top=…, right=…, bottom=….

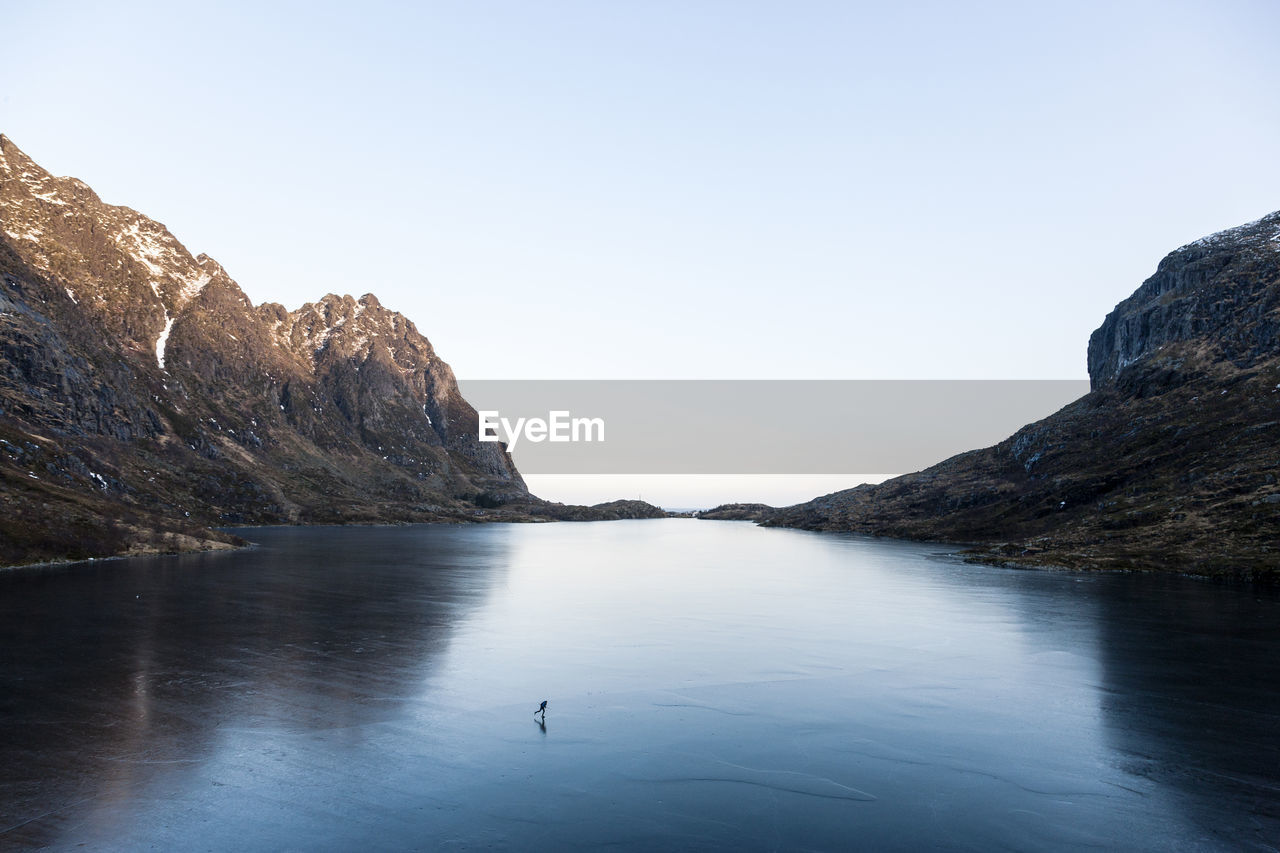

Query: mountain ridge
left=764, top=211, right=1280, bottom=579
left=0, top=134, right=656, bottom=567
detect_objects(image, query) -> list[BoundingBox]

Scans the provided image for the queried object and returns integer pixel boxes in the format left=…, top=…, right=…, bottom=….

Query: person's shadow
left=535, top=714, right=547, bottom=735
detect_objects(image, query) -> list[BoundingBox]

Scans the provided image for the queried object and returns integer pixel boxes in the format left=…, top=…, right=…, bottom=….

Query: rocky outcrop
left=696, top=503, right=775, bottom=521
left=1088, top=213, right=1280, bottom=391
left=766, top=212, right=1280, bottom=579
left=0, top=134, right=538, bottom=566
left=535, top=499, right=670, bottom=521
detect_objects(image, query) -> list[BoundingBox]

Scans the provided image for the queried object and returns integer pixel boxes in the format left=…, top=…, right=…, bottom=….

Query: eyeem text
left=478, top=410, right=605, bottom=451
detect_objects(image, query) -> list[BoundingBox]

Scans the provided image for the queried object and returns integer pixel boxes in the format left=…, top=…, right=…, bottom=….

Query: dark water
left=1, top=521, right=1278, bottom=851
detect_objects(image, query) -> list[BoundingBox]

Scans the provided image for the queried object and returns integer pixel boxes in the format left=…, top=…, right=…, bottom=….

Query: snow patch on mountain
left=156, top=313, right=175, bottom=370
left=181, top=271, right=212, bottom=302
left=3, top=225, right=42, bottom=242
left=1180, top=211, right=1280, bottom=253
left=114, top=221, right=212, bottom=307
left=116, top=221, right=175, bottom=278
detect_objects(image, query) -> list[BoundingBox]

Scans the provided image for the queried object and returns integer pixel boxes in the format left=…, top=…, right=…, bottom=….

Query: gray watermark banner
left=457, top=380, right=1090, bottom=475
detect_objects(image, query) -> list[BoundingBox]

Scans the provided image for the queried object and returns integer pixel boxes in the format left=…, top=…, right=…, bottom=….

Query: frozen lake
left=1, top=520, right=1277, bottom=850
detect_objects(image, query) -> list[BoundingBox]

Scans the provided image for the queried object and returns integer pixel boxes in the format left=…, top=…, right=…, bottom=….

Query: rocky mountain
left=765, top=212, right=1280, bottom=579
left=0, top=135, right=657, bottom=567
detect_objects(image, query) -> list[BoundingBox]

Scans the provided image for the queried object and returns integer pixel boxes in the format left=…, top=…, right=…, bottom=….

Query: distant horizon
left=522, top=474, right=893, bottom=510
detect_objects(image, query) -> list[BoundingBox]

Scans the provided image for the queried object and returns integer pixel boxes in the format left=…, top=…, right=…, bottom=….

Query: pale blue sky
left=6, top=0, right=1279, bottom=379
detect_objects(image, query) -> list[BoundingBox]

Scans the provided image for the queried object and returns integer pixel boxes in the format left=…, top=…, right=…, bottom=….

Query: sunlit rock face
left=0, top=133, right=532, bottom=565
left=767, top=211, right=1280, bottom=578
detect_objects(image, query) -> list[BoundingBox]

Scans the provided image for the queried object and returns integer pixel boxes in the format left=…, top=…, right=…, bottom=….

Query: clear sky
left=5, top=0, right=1280, bottom=380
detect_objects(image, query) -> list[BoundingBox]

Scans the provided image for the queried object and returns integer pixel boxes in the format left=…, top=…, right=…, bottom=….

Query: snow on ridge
left=115, top=220, right=213, bottom=305
left=29, top=189, right=65, bottom=204
left=29, top=189, right=66, bottom=205
left=1181, top=212, right=1280, bottom=252
left=292, top=300, right=392, bottom=362
left=16, top=168, right=69, bottom=206
left=4, top=158, right=221, bottom=309
left=180, top=271, right=212, bottom=301
left=302, top=300, right=361, bottom=354
left=115, top=221, right=175, bottom=278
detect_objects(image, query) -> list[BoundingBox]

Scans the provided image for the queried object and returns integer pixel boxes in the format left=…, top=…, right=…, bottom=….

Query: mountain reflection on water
left=1, top=520, right=1276, bottom=851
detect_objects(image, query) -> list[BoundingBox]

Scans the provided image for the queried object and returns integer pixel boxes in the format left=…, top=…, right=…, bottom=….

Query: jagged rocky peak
left=0, top=134, right=234, bottom=369
left=0, top=134, right=212, bottom=304
left=0, top=134, right=92, bottom=198
left=0, top=133, right=532, bottom=567
left=272, top=293, right=445, bottom=390
left=1087, top=210, right=1280, bottom=391
left=275, top=290, right=498, bottom=459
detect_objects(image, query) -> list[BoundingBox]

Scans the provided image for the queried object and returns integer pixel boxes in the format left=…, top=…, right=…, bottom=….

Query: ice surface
left=1, top=522, right=1277, bottom=850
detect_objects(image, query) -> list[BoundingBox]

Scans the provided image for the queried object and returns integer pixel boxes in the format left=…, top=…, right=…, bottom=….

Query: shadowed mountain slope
left=765, top=212, right=1280, bottom=579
